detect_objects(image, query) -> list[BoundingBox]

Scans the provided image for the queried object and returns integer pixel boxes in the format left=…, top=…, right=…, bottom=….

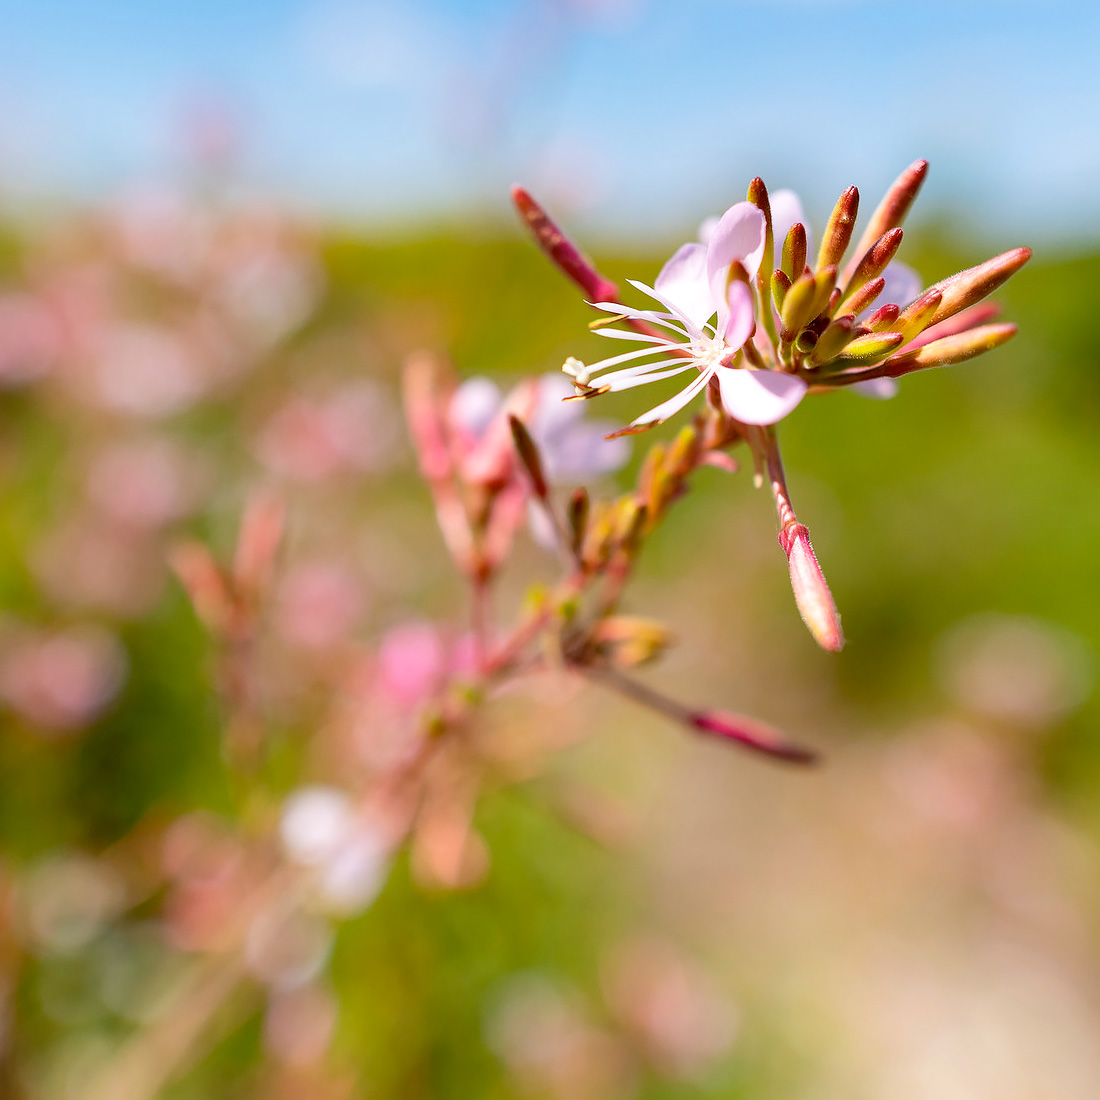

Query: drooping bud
left=781, top=223, right=807, bottom=282
left=816, top=186, right=859, bottom=272
left=925, top=248, right=1032, bottom=328
left=511, top=185, right=619, bottom=303
left=691, top=709, right=818, bottom=765
left=882, top=323, right=1017, bottom=376
left=842, top=159, right=928, bottom=284
left=508, top=414, right=548, bottom=499
left=838, top=228, right=904, bottom=308
left=778, top=523, right=844, bottom=653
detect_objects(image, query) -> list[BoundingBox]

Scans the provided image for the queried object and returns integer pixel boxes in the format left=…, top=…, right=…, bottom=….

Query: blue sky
left=1, top=0, right=1097, bottom=242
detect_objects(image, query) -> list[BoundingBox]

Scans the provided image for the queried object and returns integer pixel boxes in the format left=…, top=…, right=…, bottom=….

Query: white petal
left=848, top=377, right=899, bottom=399
left=717, top=368, right=807, bottom=425
left=770, top=189, right=811, bottom=260
left=598, top=362, right=696, bottom=391
left=655, top=242, right=714, bottom=331
left=631, top=368, right=713, bottom=427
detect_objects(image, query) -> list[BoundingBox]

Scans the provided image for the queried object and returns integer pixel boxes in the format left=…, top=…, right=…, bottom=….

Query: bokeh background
left=1, top=1, right=1099, bottom=1097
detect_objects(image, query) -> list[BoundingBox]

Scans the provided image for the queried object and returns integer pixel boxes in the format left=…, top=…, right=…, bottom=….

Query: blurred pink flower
left=255, top=381, right=401, bottom=481
left=0, top=293, right=61, bottom=384
left=0, top=623, right=127, bottom=733
left=85, top=438, right=207, bottom=529
left=450, top=373, right=628, bottom=485
left=275, top=560, right=366, bottom=650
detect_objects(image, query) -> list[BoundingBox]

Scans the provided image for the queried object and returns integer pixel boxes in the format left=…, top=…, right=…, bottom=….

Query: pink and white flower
left=565, top=201, right=809, bottom=429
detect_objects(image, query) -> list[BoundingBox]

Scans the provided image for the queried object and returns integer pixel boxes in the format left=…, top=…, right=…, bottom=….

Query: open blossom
left=523, top=162, right=1027, bottom=439
left=564, top=200, right=810, bottom=430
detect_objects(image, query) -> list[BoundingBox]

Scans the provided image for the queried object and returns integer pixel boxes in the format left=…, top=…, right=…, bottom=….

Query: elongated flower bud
left=836, top=331, right=904, bottom=362
left=806, top=316, right=855, bottom=366
left=837, top=275, right=885, bottom=319
left=838, top=228, right=904, bottom=307
left=883, top=323, right=1017, bottom=376
left=842, top=159, right=928, bottom=284
left=779, top=523, right=844, bottom=652
left=893, top=287, right=942, bottom=343
left=926, top=248, right=1032, bottom=327
left=511, top=185, right=619, bottom=303
left=864, top=303, right=900, bottom=332
left=508, top=414, right=548, bottom=498
left=781, top=223, right=807, bottom=281
left=817, top=186, right=859, bottom=272
left=780, top=271, right=818, bottom=338
left=691, top=709, right=818, bottom=764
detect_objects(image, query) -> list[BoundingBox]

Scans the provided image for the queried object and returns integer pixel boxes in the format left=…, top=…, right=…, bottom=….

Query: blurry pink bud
left=170, top=541, right=232, bottom=635
left=377, top=622, right=447, bottom=707
left=233, top=491, right=285, bottom=604
left=778, top=523, right=844, bottom=653
left=691, top=709, right=817, bottom=764
left=403, top=352, right=453, bottom=482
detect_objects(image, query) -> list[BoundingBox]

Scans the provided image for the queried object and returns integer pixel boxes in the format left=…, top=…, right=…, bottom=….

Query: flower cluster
left=514, top=162, right=1029, bottom=649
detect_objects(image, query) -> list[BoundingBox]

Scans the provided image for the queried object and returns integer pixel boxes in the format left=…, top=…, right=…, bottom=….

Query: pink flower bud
left=778, top=523, right=844, bottom=653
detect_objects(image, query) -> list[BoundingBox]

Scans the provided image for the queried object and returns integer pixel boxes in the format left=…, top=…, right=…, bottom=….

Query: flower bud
left=816, top=186, right=859, bottom=272
left=806, top=316, right=854, bottom=367
left=926, top=248, right=1031, bottom=328
left=511, top=185, right=619, bottom=303
left=838, top=228, right=903, bottom=308
left=893, top=287, right=943, bottom=343
left=842, top=159, right=928, bottom=284
left=690, top=709, right=817, bottom=764
left=508, top=414, right=548, bottom=499
left=780, top=270, right=817, bottom=339
left=778, top=523, right=844, bottom=653
left=781, top=223, right=807, bottom=282
left=883, top=323, right=1017, bottom=376
left=836, top=275, right=885, bottom=319
left=835, top=331, right=904, bottom=363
